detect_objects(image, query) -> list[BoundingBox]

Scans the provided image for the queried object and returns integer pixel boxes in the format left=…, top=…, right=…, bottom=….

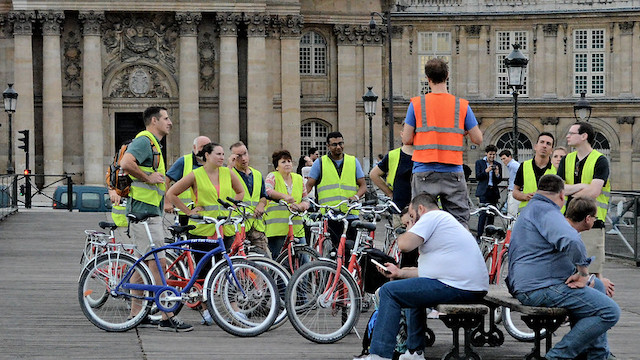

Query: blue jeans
left=369, top=278, right=486, bottom=359
left=514, top=279, right=620, bottom=360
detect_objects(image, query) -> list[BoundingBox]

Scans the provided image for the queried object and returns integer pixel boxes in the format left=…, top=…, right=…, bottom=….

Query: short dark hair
left=575, top=122, right=596, bottom=146
left=485, top=144, right=498, bottom=153
left=499, top=149, right=512, bottom=158
left=308, top=147, right=318, bottom=156
left=230, top=141, right=246, bottom=151
left=272, top=149, right=292, bottom=169
left=537, top=174, right=564, bottom=194
left=538, top=132, right=555, bottom=147
left=400, top=205, right=410, bottom=217
left=143, top=106, right=167, bottom=126
left=410, top=193, right=440, bottom=211
left=327, top=131, right=343, bottom=143
left=565, top=197, right=597, bottom=223
left=424, top=58, right=448, bottom=84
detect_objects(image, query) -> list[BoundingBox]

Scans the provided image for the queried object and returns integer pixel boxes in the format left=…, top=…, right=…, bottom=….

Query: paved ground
left=1, top=210, right=639, bottom=359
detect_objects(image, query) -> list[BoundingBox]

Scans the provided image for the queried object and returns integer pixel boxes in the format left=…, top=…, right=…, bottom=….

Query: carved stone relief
left=278, top=14, right=304, bottom=38
left=102, top=13, right=179, bottom=75
left=199, top=32, right=216, bottom=91
left=8, top=11, right=36, bottom=36
left=465, top=25, right=482, bottom=38
left=619, top=21, right=634, bottom=35
left=63, top=30, right=82, bottom=90
left=108, top=65, right=170, bottom=98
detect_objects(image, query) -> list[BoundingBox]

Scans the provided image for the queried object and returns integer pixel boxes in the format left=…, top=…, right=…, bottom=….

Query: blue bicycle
left=78, top=213, right=280, bottom=336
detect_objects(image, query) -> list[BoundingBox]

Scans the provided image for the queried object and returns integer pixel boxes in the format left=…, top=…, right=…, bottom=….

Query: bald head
left=193, top=136, right=211, bottom=154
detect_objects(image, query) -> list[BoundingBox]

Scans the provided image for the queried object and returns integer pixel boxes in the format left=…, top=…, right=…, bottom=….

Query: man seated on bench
left=356, top=193, right=489, bottom=360
left=507, top=174, right=620, bottom=360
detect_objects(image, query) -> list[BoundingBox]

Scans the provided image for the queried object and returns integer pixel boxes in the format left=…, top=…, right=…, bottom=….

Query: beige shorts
left=129, top=215, right=166, bottom=260
left=581, top=227, right=605, bottom=274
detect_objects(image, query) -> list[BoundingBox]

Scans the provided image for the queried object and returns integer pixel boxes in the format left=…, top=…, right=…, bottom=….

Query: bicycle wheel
left=247, top=256, right=290, bottom=330
left=285, top=259, right=361, bottom=344
left=78, top=253, right=153, bottom=332
left=205, top=258, right=279, bottom=337
left=275, top=244, right=320, bottom=275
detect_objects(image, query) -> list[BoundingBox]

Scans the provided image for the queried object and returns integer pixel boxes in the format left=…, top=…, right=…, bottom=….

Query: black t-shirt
left=557, top=151, right=609, bottom=228
left=513, top=159, right=553, bottom=189
left=378, top=150, right=413, bottom=210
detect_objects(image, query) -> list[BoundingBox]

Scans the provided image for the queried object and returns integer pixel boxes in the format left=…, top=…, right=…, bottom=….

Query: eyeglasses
left=567, top=131, right=580, bottom=136
left=329, top=142, right=344, bottom=147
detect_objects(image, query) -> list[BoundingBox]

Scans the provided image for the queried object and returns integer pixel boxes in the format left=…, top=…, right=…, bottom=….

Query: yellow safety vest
left=232, top=167, right=266, bottom=232
left=111, top=198, right=128, bottom=227
left=563, top=150, right=611, bottom=221
left=316, top=154, right=359, bottom=214
left=386, top=147, right=402, bottom=191
left=176, top=153, right=195, bottom=214
left=518, top=159, right=557, bottom=209
left=264, top=172, right=304, bottom=237
left=188, top=167, right=236, bottom=237
left=128, top=131, right=165, bottom=207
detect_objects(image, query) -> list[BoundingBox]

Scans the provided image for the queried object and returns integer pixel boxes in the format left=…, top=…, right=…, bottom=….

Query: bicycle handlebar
left=470, top=204, right=515, bottom=221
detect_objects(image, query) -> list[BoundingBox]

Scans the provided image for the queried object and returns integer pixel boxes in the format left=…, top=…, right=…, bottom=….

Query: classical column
left=245, top=13, right=269, bottom=173
left=279, top=15, right=303, bottom=165
left=363, top=26, right=384, bottom=168
left=543, top=24, right=558, bottom=97
left=176, top=12, right=201, bottom=154
left=618, top=22, right=634, bottom=96
left=464, top=25, right=481, bottom=95
left=38, top=11, right=65, bottom=176
left=8, top=11, right=36, bottom=172
left=617, top=117, right=634, bottom=189
left=79, top=11, right=105, bottom=185
left=479, top=25, right=492, bottom=98
left=633, top=22, right=640, bottom=97
left=556, top=24, right=569, bottom=97
left=334, top=25, right=358, bottom=152
left=216, top=12, right=241, bottom=152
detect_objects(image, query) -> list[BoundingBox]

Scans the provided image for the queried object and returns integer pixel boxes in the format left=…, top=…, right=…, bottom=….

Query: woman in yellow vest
left=166, top=142, right=244, bottom=274
left=264, top=150, right=310, bottom=257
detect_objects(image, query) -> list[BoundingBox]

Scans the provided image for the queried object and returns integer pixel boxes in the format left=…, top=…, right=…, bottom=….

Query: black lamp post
left=574, top=91, right=592, bottom=122
left=3, top=83, right=18, bottom=174
left=363, top=86, right=379, bottom=170
left=504, top=44, right=528, bottom=161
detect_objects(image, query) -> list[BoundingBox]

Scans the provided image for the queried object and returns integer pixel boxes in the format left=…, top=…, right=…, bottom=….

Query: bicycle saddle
left=126, top=213, right=159, bottom=223
left=168, top=224, right=196, bottom=236
left=98, top=221, right=119, bottom=231
left=484, top=225, right=506, bottom=238
left=351, top=220, right=376, bottom=231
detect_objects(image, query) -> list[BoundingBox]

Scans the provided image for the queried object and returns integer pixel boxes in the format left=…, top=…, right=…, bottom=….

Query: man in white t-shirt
left=356, top=193, right=489, bottom=360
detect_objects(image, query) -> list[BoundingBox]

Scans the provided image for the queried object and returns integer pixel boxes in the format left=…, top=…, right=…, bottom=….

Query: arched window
left=496, top=132, right=533, bottom=162
left=300, top=31, right=327, bottom=75
left=593, top=132, right=610, bottom=159
left=301, top=120, right=330, bottom=157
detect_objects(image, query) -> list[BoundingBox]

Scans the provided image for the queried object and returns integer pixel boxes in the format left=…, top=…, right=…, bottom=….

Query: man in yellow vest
left=306, top=131, right=367, bottom=247
left=513, top=132, right=556, bottom=210
left=402, top=58, right=483, bottom=228
left=120, top=106, right=193, bottom=332
left=557, top=122, right=611, bottom=281
left=164, top=135, right=211, bottom=225
left=228, top=141, right=270, bottom=257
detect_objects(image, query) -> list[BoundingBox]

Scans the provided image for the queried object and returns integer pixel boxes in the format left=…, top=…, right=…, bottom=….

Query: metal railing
left=0, top=174, right=18, bottom=220
left=0, top=174, right=73, bottom=220
left=606, top=191, right=640, bottom=266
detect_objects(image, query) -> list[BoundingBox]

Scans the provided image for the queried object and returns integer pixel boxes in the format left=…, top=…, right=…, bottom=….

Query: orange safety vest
left=411, top=93, right=468, bottom=165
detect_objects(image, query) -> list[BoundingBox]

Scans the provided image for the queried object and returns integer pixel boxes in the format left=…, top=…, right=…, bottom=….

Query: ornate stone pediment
left=108, top=65, right=171, bottom=98
left=102, top=13, right=179, bottom=74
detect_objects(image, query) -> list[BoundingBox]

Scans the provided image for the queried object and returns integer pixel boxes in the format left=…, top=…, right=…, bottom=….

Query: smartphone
left=370, top=258, right=390, bottom=273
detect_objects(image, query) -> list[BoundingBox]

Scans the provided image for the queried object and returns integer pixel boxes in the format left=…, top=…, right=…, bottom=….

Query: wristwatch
left=578, top=271, right=589, bottom=277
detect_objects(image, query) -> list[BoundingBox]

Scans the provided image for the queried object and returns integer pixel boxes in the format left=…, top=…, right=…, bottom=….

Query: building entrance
left=114, top=112, right=166, bottom=166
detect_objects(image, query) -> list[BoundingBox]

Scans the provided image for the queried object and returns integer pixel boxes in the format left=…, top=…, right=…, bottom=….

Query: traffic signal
left=23, top=169, right=31, bottom=175
left=19, top=184, right=25, bottom=196
left=17, top=129, right=29, bottom=152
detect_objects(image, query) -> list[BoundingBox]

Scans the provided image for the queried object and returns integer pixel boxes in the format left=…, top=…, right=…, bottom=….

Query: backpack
left=106, top=137, right=159, bottom=197
left=360, top=308, right=378, bottom=357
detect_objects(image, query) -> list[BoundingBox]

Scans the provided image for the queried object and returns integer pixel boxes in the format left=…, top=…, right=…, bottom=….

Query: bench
left=436, top=303, right=488, bottom=360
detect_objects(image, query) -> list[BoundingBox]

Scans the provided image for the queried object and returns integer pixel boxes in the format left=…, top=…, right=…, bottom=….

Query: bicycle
left=272, top=200, right=320, bottom=275
left=78, top=212, right=280, bottom=336
left=284, top=200, right=378, bottom=343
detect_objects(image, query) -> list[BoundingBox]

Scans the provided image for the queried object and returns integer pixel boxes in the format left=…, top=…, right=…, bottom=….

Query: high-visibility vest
left=411, top=93, right=468, bottom=165
left=128, top=131, right=165, bottom=207
left=176, top=154, right=195, bottom=214
left=386, top=147, right=402, bottom=191
left=232, top=167, right=266, bottom=233
left=264, top=172, right=304, bottom=237
left=563, top=150, right=611, bottom=221
left=518, top=159, right=557, bottom=209
left=188, top=167, right=236, bottom=237
left=111, top=198, right=128, bottom=227
left=316, top=154, right=359, bottom=214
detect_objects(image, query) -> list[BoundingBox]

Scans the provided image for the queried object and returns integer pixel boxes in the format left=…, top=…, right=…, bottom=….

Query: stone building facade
left=0, top=0, right=638, bottom=191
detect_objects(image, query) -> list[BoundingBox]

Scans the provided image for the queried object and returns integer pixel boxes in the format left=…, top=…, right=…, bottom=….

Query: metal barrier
left=606, top=191, right=640, bottom=266
left=0, top=174, right=73, bottom=216
left=0, top=174, right=18, bottom=220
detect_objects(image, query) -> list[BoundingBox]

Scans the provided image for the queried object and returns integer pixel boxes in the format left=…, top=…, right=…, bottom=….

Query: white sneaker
left=398, top=350, right=426, bottom=360
left=352, top=354, right=392, bottom=360
left=427, top=309, right=441, bottom=319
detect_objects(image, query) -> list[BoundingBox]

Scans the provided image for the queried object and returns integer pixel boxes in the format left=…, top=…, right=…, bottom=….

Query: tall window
left=300, top=31, right=327, bottom=75
left=593, top=132, right=611, bottom=159
left=574, top=29, right=605, bottom=96
left=496, top=31, right=529, bottom=97
left=417, top=32, right=452, bottom=94
left=301, top=120, right=330, bottom=157
left=496, top=132, right=533, bottom=162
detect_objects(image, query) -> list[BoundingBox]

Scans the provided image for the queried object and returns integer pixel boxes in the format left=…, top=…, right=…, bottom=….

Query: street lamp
left=3, top=83, right=18, bottom=174
left=574, top=91, right=592, bottom=122
left=504, top=44, right=528, bottom=161
left=363, top=86, right=379, bottom=170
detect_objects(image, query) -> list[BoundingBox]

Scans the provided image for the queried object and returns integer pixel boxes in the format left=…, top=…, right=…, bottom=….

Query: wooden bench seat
left=436, top=304, right=488, bottom=360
